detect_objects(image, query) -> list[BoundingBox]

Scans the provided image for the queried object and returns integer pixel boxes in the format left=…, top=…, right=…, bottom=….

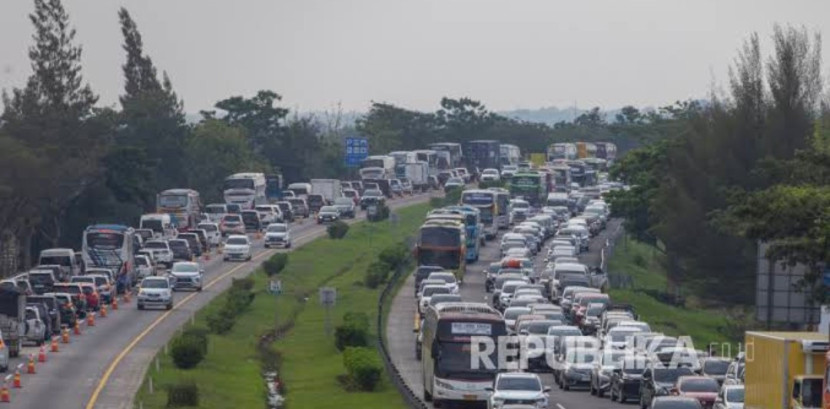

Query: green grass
left=607, top=237, right=738, bottom=351
left=134, top=203, right=431, bottom=409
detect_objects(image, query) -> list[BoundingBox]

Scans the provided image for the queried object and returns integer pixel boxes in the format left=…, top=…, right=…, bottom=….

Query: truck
left=0, top=287, right=26, bottom=358
left=359, top=156, right=396, bottom=180
left=404, top=161, right=430, bottom=192
left=310, top=179, right=342, bottom=204
left=745, top=331, right=828, bottom=409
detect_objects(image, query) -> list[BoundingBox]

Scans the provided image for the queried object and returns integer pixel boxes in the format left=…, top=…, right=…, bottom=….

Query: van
left=139, top=213, right=176, bottom=239
left=287, top=182, right=312, bottom=197
left=546, top=192, right=570, bottom=207
left=37, top=248, right=80, bottom=279
left=27, top=269, right=57, bottom=295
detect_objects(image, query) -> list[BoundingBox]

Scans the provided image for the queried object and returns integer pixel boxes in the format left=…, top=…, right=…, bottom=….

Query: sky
left=2, top=0, right=830, bottom=114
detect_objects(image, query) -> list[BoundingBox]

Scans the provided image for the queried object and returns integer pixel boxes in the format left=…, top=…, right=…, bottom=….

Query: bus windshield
left=141, top=219, right=163, bottom=232
left=420, top=227, right=461, bottom=247
left=86, top=232, right=124, bottom=249
left=434, top=341, right=498, bottom=380
left=418, top=249, right=461, bottom=269
left=158, top=194, right=188, bottom=208
left=224, top=179, right=255, bottom=190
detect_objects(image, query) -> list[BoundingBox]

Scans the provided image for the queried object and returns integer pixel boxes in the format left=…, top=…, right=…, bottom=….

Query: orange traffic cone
left=12, top=371, right=20, bottom=388
left=74, top=321, right=81, bottom=335
left=0, top=382, right=9, bottom=402
left=61, top=327, right=70, bottom=344
left=87, top=313, right=95, bottom=327
left=26, top=355, right=36, bottom=374
left=38, top=346, right=46, bottom=363
left=100, top=305, right=107, bottom=318
left=123, top=292, right=131, bottom=304
left=111, top=297, right=118, bottom=310
left=51, top=337, right=59, bottom=353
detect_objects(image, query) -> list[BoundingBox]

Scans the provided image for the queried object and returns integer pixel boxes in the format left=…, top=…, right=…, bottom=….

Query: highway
left=386, top=218, right=629, bottom=409
left=4, top=192, right=433, bottom=409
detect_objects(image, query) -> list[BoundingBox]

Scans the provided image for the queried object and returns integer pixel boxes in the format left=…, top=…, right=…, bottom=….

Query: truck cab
left=792, top=375, right=823, bottom=409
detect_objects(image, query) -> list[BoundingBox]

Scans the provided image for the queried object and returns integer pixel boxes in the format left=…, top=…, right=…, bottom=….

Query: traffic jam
left=411, top=161, right=744, bottom=409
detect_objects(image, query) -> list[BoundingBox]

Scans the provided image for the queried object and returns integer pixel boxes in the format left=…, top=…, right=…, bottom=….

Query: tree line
left=607, top=26, right=830, bottom=307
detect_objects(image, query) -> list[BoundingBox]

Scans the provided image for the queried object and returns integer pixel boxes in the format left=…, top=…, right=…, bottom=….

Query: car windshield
left=226, top=237, right=248, bottom=245
left=142, top=279, right=168, bottom=289
left=335, top=198, right=352, bottom=206
left=169, top=240, right=187, bottom=248
left=55, top=285, right=81, bottom=295
left=512, top=202, right=529, bottom=209
left=423, top=286, right=449, bottom=297
left=198, top=224, right=217, bottom=232
left=504, top=308, right=530, bottom=320
left=28, top=273, right=53, bottom=284
left=703, top=360, right=730, bottom=375
left=267, top=224, right=287, bottom=232
left=680, top=378, right=719, bottom=392
left=365, top=190, right=381, bottom=197
left=497, top=377, right=541, bottom=391
left=223, top=215, right=242, bottom=223
left=609, top=329, right=640, bottom=342
left=173, top=264, right=199, bottom=273
left=654, top=367, right=694, bottom=383
left=135, top=257, right=148, bottom=266
left=71, top=277, right=94, bottom=284
left=321, top=206, right=338, bottom=213
left=144, top=241, right=166, bottom=249
left=726, top=387, right=744, bottom=402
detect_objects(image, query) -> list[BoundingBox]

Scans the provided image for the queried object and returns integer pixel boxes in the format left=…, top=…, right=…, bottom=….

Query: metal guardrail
left=377, top=267, right=429, bottom=409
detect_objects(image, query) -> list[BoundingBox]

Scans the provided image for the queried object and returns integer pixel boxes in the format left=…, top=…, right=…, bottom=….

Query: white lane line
left=556, top=404, right=566, bottom=409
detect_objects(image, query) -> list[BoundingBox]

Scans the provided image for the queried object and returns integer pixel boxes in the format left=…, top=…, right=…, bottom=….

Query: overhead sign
left=344, top=138, right=369, bottom=168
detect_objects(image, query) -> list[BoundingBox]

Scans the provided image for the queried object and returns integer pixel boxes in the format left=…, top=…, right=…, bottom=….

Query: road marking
left=556, top=404, right=566, bottom=409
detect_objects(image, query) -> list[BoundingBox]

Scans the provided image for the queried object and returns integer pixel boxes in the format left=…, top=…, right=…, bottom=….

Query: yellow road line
left=84, top=227, right=324, bottom=409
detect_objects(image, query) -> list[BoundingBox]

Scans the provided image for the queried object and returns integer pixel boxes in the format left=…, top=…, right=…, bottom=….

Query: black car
left=413, top=266, right=445, bottom=296
left=307, top=194, right=325, bottom=213
left=241, top=210, right=262, bottom=232
left=609, top=355, right=647, bottom=403
left=168, top=239, right=192, bottom=261
left=638, top=362, right=695, bottom=407
left=177, top=233, right=203, bottom=257
left=276, top=201, right=294, bottom=221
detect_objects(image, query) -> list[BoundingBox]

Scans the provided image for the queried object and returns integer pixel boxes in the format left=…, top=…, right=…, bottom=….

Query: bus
left=421, top=303, right=507, bottom=404
left=416, top=221, right=466, bottom=282
left=487, top=187, right=511, bottom=230
left=595, top=142, right=617, bottom=162
left=82, top=224, right=139, bottom=292
left=265, top=174, right=284, bottom=202
left=509, top=171, right=547, bottom=207
left=223, top=172, right=266, bottom=209
left=428, top=142, right=463, bottom=168
left=435, top=207, right=482, bottom=262
left=500, top=144, right=521, bottom=166
left=156, top=189, right=202, bottom=231
left=551, top=165, right=572, bottom=191
left=547, top=143, right=577, bottom=161
left=413, top=150, right=439, bottom=172
left=460, top=189, right=498, bottom=240
left=465, top=140, right=501, bottom=173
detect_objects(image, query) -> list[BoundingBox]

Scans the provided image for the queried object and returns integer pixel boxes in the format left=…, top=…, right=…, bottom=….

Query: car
left=608, top=354, right=647, bottom=402
left=134, top=255, right=155, bottom=279
left=713, top=384, right=744, bottom=409
left=177, top=232, right=203, bottom=257
left=639, top=362, right=696, bottom=408
left=359, top=189, right=385, bottom=210
left=417, top=285, right=451, bottom=315
left=76, top=282, right=100, bottom=311
left=142, top=240, right=174, bottom=267
left=425, top=272, right=458, bottom=294
left=557, top=345, right=599, bottom=390
left=137, top=276, right=174, bottom=310
left=52, top=283, right=88, bottom=315
left=44, top=292, right=78, bottom=327
left=399, top=178, right=414, bottom=195
left=317, top=206, right=340, bottom=224
left=333, top=197, right=356, bottom=218
left=698, top=357, right=731, bottom=385
left=673, top=376, right=719, bottom=408
left=480, top=168, right=500, bottom=182
left=134, top=228, right=155, bottom=243
left=589, top=349, right=628, bottom=397
left=275, top=201, right=294, bottom=221
left=254, top=205, right=282, bottom=226
left=220, top=214, right=246, bottom=236
left=26, top=300, right=54, bottom=339
left=223, top=235, right=252, bottom=261
left=389, top=179, right=404, bottom=196
left=170, top=261, right=204, bottom=292
left=225, top=203, right=242, bottom=214
left=189, top=228, right=211, bottom=252
left=168, top=239, right=193, bottom=262
left=28, top=294, right=62, bottom=336
left=443, top=177, right=464, bottom=191
left=27, top=269, right=57, bottom=295
left=261, top=223, right=290, bottom=250
left=72, top=274, right=112, bottom=304
left=241, top=210, right=263, bottom=232
left=486, top=372, right=549, bottom=409
left=287, top=198, right=310, bottom=218
left=413, top=265, right=445, bottom=296
left=651, top=396, right=705, bottom=409
left=342, top=189, right=360, bottom=207
left=24, top=306, right=47, bottom=346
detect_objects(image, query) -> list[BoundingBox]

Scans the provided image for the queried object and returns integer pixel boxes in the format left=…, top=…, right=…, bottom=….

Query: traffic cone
left=0, top=382, right=9, bottom=402
left=61, top=327, right=69, bottom=344
left=73, top=321, right=81, bottom=336
left=87, top=313, right=95, bottom=327
left=12, top=371, right=20, bottom=389
left=123, top=292, right=131, bottom=304
left=111, top=297, right=118, bottom=310
left=37, top=346, right=46, bottom=363
left=100, top=304, right=107, bottom=318
left=27, top=355, right=35, bottom=374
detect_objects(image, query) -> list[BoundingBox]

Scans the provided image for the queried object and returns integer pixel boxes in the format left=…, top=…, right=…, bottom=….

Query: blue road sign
left=345, top=137, right=369, bottom=167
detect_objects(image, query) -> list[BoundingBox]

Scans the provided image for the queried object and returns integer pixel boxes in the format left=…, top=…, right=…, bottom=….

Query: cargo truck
left=0, top=287, right=27, bottom=358
left=310, top=179, right=342, bottom=204
left=744, top=331, right=828, bottom=409
left=404, top=161, right=430, bottom=192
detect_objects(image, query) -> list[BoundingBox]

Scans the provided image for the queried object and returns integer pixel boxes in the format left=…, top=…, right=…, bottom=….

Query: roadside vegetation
left=134, top=203, right=429, bottom=409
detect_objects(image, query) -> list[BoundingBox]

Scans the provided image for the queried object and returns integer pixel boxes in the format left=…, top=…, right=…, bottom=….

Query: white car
left=24, top=306, right=47, bottom=346
left=487, top=372, right=549, bottom=409
left=137, top=276, right=174, bottom=310
left=223, top=235, right=252, bottom=261
left=134, top=255, right=155, bottom=279
left=254, top=205, right=282, bottom=226
left=714, top=384, right=744, bottom=409
left=417, top=285, right=451, bottom=315
left=425, top=272, right=458, bottom=294
left=142, top=240, right=174, bottom=267
left=480, top=168, right=501, bottom=182
left=197, top=222, right=222, bottom=248
left=264, top=223, right=291, bottom=248
left=170, top=261, right=204, bottom=292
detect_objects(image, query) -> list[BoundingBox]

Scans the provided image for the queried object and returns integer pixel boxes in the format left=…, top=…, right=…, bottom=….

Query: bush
left=334, top=312, right=370, bottom=351
left=327, top=220, right=350, bottom=239
left=364, top=261, right=391, bottom=289
left=379, top=242, right=409, bottom=271
left=343, top=347, right=382, bottom=391
left=263, top=253, right=288, bottom=276
left=206, top=307, right=236, bottom=334
left=167, top=381, right=199, bottom=407
left=182, top=327, right=209, bottom=355
left=226, top=286, right=255, bottom=315
left=171, top=333, right=206, bottom=369
left=231, top=276, right=255, bottom=291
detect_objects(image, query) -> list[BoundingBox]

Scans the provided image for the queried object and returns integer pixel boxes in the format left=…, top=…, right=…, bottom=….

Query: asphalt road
left=386, top=218, right=630, bottom=409
left=3, top=192, right=434, bottom=409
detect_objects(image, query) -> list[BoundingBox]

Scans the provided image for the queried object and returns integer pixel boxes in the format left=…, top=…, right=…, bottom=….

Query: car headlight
left=434, top=379, right=455, bottom=390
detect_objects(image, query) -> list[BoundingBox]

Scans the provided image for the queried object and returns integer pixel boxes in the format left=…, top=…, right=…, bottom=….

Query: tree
left=210, top=90, right=289, bottom=159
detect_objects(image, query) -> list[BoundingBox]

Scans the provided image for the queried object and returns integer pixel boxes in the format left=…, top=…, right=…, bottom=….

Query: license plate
left=463, top=395, right=476, bottom=401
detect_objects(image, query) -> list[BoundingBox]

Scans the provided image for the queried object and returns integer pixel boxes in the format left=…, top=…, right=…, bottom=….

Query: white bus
left=422, top=302, right=507, bottom=404
left=223, top=173, right=266, bottom=209
left=82, top=224, right=139, bottom=292
left=500, top=144, right=521, bottom=166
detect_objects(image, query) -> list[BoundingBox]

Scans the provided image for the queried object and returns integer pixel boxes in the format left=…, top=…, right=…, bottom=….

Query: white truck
left=310, top=179, right=343, bottom=204
left=404, top=161, right=430, bottom=192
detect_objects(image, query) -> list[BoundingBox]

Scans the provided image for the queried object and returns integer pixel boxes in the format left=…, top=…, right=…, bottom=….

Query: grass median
left=134, top=202, right=430, bottom=409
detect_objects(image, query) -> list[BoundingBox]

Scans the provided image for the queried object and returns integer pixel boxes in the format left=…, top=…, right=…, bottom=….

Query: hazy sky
left=2, top=0, right=830, bottom=114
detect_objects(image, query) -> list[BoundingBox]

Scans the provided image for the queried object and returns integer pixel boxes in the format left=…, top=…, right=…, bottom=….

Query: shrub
left=206, top=307, right=236, bottom=334
left=327, top=220, right=350, bottom=239
left=379, top=242, right=409, bottom=271
left=167, top=381, right=199, bottom=407
left=231, top=276, right=255, bottom=291
left=226, top=285, right=255, bottom=315
left=263, top=253, right=288, bottom=276
left=170, top=333, right=206, bottom=369
left=182, top=327, right=209, bottom=355
left=343, top=347, right=382, bottom=391
left=364, top=261, right=391, bottom=289
left=334, top=312, right=370, bottom=351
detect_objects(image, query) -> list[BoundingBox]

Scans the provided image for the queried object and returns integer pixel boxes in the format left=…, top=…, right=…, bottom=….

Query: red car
left=673, top=375, right=719, bottom=408
left=77, top=282, right=100, bottom=311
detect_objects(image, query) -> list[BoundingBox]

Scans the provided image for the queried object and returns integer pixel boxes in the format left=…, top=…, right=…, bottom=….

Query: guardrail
left=377, top=267, right=428, bottom=409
